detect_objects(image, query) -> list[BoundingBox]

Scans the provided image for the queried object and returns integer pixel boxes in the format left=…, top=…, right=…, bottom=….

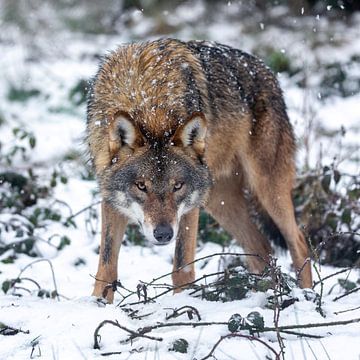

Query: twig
left=118, top=268, right=263, bottom=307
left=269, top=256, right=286, bottom=360
left=149, top=252, right=267, bottom=285
left=129, top=311, right=155, bottom=320
left=137, top=320, right=227, bottom=333
left=93, top=320, right=163, bottom=350
left=53, top=199, right=74, bottom=219
left=114, top=254, right=266, bottom=307
left=64, top=201, right=101, bottom=224
left=18, top=277, right=41, bottom=290
left=165, top=305, right=201, bottom=321
left=118, top=272, right=220, bottom=307
left=89, top=275, right=135, bottom=302
left=15, top=259, right=60, bottom=301
left=13, top=286, right=32, bottom=295
left=100, top=352, right=123, bottom=357
left=93, top=320, right=227, bottom=348
left=334, top=305, right=360, bottom=315
left=200, top=333, right=280, bottom=360
left=333, top=286, right=360, bottom=302
left=93, top=317, right=360, bottom=352
left=327, top=231, right=360, bottom=238
left=278, top=330, right=322, bottom=339
left=312, top=261, right=325, bottom=317
left=266, top=317, right=360, bottom=331
left=0, top=324, right=30, bottom=336
left=101, top=347, right=144, bottom=357
left=312, top=268, right=351, bottom=288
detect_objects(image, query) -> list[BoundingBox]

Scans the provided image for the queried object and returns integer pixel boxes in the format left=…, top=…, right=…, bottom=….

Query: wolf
left=87, top=39, right=312, bottom=303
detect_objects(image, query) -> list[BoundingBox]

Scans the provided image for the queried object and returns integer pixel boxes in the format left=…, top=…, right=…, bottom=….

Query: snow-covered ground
left=1, top=2, right=359, bottom=359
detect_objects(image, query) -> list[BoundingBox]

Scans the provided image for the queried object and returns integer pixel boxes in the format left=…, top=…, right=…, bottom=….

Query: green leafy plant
left=228, top=311, right=265, bottom=334
left=169, top=338, right=188, bottom=353
left=198, top=211, right=232, bottom=245
left=294, top=166, right=360, bottom=266
left=319, top=58, right=360, bottom=99
left=69, top=79, right=88, bottom=105
left=0, top=124, right=73, bottom=263
left=7, top=85, right=40, bottom=102
left=0, top=127, right=37, bottom=166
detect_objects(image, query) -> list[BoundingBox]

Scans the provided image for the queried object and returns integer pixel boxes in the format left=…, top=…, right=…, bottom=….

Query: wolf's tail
left=257, top=211, right=287, bottom=249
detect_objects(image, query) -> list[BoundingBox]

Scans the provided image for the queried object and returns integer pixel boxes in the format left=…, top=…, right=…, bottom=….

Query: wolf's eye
left=173, top=182, right=183, bottom=192
left=136, top=182, right=147, bottom=192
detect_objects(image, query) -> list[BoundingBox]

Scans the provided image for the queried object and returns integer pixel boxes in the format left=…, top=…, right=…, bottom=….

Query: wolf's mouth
left=154, top=241, right=170, bottom=246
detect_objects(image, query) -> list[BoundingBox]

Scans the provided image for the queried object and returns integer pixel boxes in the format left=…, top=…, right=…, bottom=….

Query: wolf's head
left=100, top=112, right=212, bottom=245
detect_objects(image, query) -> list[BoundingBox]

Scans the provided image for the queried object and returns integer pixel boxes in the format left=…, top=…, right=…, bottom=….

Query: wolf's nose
left=153, top=223, right=173, bottom=244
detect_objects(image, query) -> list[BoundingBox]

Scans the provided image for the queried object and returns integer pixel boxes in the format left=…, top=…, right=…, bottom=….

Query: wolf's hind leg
left=205, top=176, right=272, bottom=274
left=243, top=146, right=312, bottom=288
left=250, top=175, right=312, bottom=288
left=92, top=201, right=128, bottom=303
left=172, top=208, right=199, bottom=292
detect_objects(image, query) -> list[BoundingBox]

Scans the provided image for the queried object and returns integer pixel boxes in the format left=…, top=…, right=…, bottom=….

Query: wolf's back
left=184, top=40, right=289, bottom=122
left=87, top=39, right=294, bottom=176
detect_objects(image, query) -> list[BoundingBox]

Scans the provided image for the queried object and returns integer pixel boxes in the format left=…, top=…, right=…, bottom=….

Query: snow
left=1, top=250, right=360, bottom=359
left=1, top=2, right=360, bottom=360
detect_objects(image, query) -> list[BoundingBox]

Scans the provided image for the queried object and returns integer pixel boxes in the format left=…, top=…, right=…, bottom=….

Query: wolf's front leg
left=172, top=208, right=199, bottom=292
left=92, top=201, right=128, bottom=303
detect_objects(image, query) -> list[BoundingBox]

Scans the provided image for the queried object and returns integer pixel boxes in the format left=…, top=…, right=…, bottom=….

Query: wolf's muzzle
left=153, top=223, right=174, bottom=244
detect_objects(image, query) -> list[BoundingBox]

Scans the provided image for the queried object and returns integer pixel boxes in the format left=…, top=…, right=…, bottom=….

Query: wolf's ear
left=173, top=113, right=207, bottom=156
left=109, top=112, right=143, bottom=153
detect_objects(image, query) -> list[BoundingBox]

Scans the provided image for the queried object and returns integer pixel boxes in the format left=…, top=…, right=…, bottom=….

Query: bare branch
left=334, top=305, right=360, bottom=315
left=64, top=200, right=101, bottom=224
left=14, top=259, right=60, bottom=301
left=0, top=324, right=30, bottom=336
left=333, top=286, right=360, bottom=302
left=150, top=252, right=268, bottom=285
left=165, top=305, right=201, bottom=321
left=313, top=268, right=351, bottom=288
left=200, top=333, right=280, bottom=360
left=93, top=320, right=163, bottom=350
